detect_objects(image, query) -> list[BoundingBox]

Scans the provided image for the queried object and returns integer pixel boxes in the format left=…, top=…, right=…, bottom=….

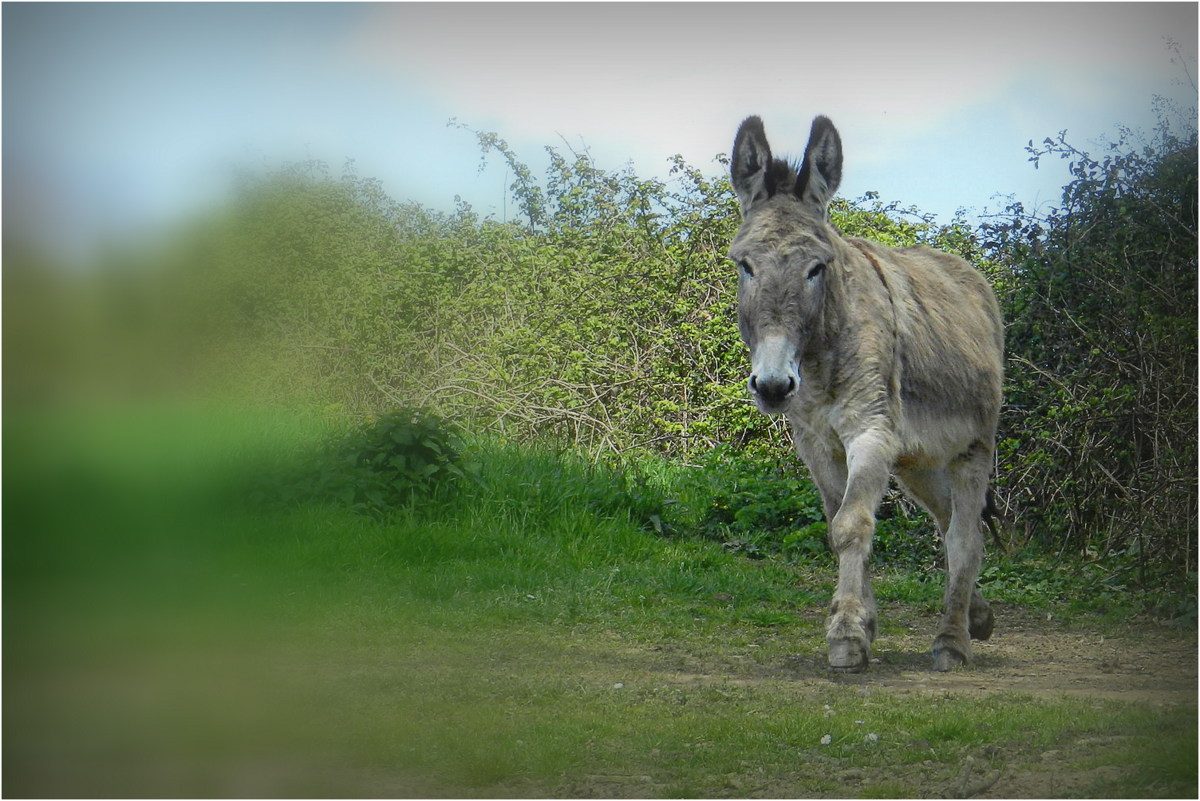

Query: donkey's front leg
left=826, top=434, right=892, bottom=672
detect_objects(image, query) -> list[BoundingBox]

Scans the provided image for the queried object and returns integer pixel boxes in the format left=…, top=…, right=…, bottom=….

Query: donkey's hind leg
left=932, top=445, right=992, bottom=671
left=896, top=466, right=994, bottom=644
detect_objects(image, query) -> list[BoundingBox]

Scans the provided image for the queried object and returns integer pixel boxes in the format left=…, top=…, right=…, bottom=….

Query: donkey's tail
left=982, top=487, right=1006, bottom=554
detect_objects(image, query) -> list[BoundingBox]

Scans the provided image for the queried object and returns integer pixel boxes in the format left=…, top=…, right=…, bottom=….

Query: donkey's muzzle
left=748, top=369, right=799, bottom=415
left=748, top=334, right=800, bottom=413
left=749, top=372, right=796, bottom=405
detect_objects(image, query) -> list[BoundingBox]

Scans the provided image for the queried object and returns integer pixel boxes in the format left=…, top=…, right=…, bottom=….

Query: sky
left=4, top=2, right=1197, bottom=262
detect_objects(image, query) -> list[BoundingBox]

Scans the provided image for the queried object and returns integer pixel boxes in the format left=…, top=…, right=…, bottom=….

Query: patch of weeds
left=979, top=554, right=1077, bottom=608
left=976, top=550, right=1196, bottom=623
left=468, top=442, right=671, bottom=536
left=871, top=492, right=940, bottom=569
left=782, top=520, right=829, bottom=559
left=654, top=445, right=822, bottom=547
left=1155, top=578, right=1198, bottom=627
left=575, top=455, right=671, bottom=531
left=875, top=567, right=943, bottom=610
left=253, top=409, right=477, bottom=516
left=652, top=448, right=941, bottom=572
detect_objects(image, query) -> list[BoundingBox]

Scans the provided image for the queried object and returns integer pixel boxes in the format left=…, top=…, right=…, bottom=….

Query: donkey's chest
left=786, top=367, right=894, bottom=435
left=785, top=386, right=985, bottom=471
left=783, top=384, right=859, bottom=447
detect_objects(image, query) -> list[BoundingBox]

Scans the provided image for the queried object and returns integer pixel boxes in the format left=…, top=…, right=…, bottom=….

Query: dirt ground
left=558, top=603, right=1197, bottom=800
left=827, top=605, right=1196, bottom=798
left=684, top=603, right=1198, bottom=799
left=835, top=604, right=1196, bottom=709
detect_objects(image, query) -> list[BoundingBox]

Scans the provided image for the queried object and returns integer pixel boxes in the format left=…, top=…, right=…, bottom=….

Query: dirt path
left=832, top=604, right=1196, bottom=710
left=866, top=605, right=1197, bottom=799
left=652, top=604, right=1196, bottom=709
left=609, top=603, right=1197, bottom=799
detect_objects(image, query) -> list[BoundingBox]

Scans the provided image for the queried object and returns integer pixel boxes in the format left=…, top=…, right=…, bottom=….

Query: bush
left=258, top=409, right=475, bottom=516
left=175, top=131, right=980, bottom=465
left=983, top=102, right=1197, bottom=578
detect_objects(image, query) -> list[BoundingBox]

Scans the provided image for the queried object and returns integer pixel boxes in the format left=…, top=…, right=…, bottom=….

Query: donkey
left=727, top=116, right=1004, bottom=673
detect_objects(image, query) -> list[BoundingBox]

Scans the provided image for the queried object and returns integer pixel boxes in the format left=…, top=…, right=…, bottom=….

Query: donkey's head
left=727, top=115, right=843, bottom=415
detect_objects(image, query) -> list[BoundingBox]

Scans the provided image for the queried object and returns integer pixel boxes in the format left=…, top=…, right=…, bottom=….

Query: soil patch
left=604, top=604, right=1197, bottom=799
left=832, top=604, right=1196, bottom=710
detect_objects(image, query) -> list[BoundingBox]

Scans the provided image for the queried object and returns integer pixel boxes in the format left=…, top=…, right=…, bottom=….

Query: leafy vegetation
left=982, top=100, right=1197, bottom=585
left=254, top=408, right=478, bottom=516
left=4, top=87, right=1196, bottom=601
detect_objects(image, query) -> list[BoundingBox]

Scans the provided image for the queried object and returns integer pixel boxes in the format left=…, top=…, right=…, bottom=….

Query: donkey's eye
left=738, top=259, right=755, bottom=278
left=806, top=262, right=826, bottom=281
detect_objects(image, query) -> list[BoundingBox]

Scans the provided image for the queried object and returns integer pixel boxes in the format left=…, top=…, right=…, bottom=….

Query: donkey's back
left=850, top=237, right=1004, bottom=456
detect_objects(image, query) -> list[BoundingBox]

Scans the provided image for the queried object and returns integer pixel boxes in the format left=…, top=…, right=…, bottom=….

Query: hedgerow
left=32, top=105, right=1196, bottom=588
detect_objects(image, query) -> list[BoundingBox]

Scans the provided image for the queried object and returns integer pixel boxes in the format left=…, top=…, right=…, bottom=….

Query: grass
left=4, top=404, right=1196, bottom=797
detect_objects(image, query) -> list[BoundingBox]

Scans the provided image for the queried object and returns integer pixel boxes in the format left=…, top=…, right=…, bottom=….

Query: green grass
left=4, top=404, right=1195, bottom=797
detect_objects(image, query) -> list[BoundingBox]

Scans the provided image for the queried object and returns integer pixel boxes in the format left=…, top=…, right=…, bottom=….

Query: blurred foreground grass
left=4, top=405, right=1195, bottom=797
left=2, top=403, right=801, bottom=795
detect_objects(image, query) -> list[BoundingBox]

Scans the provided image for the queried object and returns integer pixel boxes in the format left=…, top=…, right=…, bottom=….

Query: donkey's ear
left=795, top=116, right=842, bottom=214
left=731, top=116, right=775, bottom=215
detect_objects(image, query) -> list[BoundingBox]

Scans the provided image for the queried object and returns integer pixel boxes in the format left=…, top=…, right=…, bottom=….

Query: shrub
left=259, top=409, right=475, bottom=516
left=983, top=102, right=1197, bottom=578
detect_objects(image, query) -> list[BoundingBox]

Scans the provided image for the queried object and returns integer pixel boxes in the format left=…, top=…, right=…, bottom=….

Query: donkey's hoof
left=926, top=633, right=974, bottom=671
left=964, top=609, right=993, bottom=642
left=932, top=630, right=973, bottom=671
left=969, top=606, right=995, bottom=641
left=828, top=638, right=870, bottom=673
left=931, top=645, right=970, bottom=672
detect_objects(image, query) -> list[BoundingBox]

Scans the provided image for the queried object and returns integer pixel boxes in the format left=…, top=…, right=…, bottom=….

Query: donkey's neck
left=806, top=234, right=888, bottom=389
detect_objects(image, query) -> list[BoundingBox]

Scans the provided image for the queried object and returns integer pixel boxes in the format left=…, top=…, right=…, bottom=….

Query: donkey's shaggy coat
left=728, top=116, right=1004, bottom=672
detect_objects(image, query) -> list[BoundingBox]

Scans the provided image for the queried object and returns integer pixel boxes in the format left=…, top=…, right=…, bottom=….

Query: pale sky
left=4, top=2, right=1196, bottom=261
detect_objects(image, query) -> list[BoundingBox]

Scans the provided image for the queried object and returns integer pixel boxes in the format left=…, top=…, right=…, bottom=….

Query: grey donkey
left=727, top=115, right=1004, bottom=672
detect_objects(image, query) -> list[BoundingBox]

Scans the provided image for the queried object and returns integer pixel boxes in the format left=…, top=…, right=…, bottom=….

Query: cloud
left=8, top=2, right=1192, bottom=257
left=347, top=2, right=1195, bottom=171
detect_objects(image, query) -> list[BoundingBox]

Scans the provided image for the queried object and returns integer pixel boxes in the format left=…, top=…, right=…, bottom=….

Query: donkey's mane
left=766, top=156, right=809, bottom=198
